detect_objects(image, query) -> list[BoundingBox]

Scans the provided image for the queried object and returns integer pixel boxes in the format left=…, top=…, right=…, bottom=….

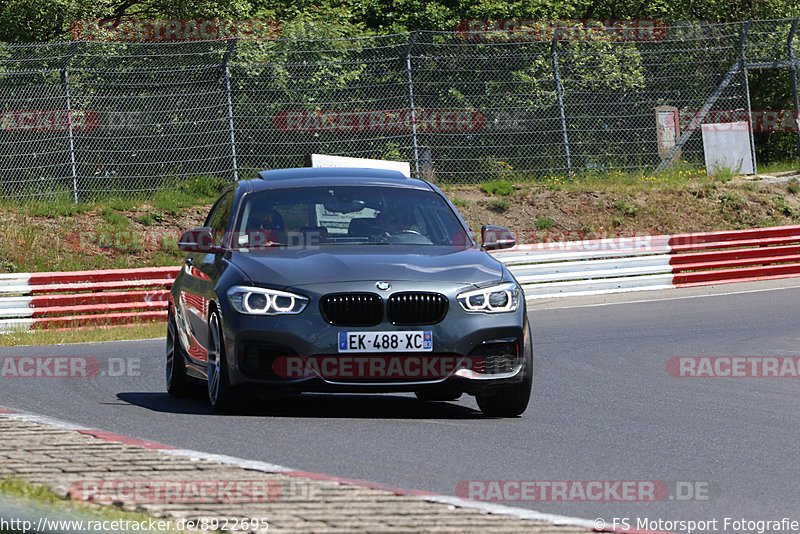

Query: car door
left=179, top=190, right=235, bottom=371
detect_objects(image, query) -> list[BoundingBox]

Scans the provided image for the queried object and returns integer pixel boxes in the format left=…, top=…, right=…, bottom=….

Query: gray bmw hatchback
left=167, top=167, right=532, bottom=416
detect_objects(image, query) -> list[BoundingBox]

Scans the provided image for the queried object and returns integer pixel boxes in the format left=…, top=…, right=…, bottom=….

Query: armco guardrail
left=0, top=267, right=179, bottom=333
left=1, top=225, right=799, bottom=333
left=495, top=225, right=800, bottom=299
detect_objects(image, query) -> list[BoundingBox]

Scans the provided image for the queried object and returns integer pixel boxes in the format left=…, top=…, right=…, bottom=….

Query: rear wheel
left=207, top=310, right=238, bottom=412
left=166, top=307, right=192, bottom=397
left=476, top=320, right=533, bottom=417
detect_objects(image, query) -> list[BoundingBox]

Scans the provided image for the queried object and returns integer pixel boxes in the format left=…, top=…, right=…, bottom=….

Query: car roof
left=247, top=167, right=433, bottom=191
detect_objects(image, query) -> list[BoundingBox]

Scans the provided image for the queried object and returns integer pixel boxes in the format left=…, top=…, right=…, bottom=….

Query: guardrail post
left=222, top=40, right=239, bottom=182
left=551, top=38, right=573, bottom=178
left=60, top=42, right=80, bottom=203
left=405, top=32, right=420, bottom=177
left=789, top=19, right=800, bottom=161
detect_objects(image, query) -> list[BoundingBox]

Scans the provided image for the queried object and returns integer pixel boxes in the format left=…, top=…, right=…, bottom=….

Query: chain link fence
left=1, top=19, right=799, bottom=201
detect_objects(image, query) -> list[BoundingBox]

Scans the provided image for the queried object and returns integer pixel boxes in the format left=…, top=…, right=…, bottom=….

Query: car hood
left=229, top=245, right=505, bottom=288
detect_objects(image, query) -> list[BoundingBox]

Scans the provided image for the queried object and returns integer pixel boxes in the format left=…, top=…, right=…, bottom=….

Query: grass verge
left=0, top=477, right=186, bottom=533
left=0, top=323, right=166, bottom=347
left=0, top=175, right=225, bottom=273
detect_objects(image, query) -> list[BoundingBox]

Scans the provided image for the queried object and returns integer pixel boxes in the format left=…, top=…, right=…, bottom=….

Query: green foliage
left=135, top=213, right=154, bottom=226
left=451, top=197, right=469, bottom=207
left=710, top=166, right=738, bottom=182
left=720, top=191, right=744, bottom=210
left=100, top=207, right=130, bottom=229
left=757, top=161, right=800, bottom=174
left=480, top=180, right=515, bottom=197
left=150, top=196, right=182, bottom=216
left=0, top=476, right=190, bottom=531
left=109, top=198, right=137, bottom=211
left=615, top=200, right=638, bottom=217
left=478, top=158, right=516, bottom=183
left=27, top=198, right=92, bottom=218
left=2, top=0, right=800, bottom=43
left=788, top=179, right=800, bottom=195
left=535, top=216, right=554, bottom=229
left=485, top=198, right=509, bottom=211
left=772, top=194, right=793, bottom=216
left=178, top=175, right=229, bottom=199
left=147, top=175, right=229, bottom=215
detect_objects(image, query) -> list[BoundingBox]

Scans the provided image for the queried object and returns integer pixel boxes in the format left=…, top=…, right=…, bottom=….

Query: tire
left=414, top=389, right=462, bottom=402
left=476, top=320, right=533, bottom=417
left=166, top=307, right=192, bottom=397
left=207, top=309, right=239, bottom=412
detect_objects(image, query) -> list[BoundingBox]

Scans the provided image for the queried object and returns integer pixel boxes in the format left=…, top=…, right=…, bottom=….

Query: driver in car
left=372, top=210, right=425, bottom=242
left=376, top=212, right=409, bottom=234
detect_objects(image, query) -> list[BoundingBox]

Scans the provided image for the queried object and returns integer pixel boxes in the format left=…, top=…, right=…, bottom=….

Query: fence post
left=656, top=21, right=752, bottom=173
left=405, top=32, right=420, bottom=177
left=788, top=19, right=800, bottom=162
left=60, top=42, right=80, bottom=203
left=741, top=21, right=757, bottom=175
left=551, top=38, right=572, bottom=177
left=222, top=40, right=239, bottom=182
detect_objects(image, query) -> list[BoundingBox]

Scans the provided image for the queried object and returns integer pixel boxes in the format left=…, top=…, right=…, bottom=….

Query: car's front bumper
left=217, top=280, right=528, bottom=396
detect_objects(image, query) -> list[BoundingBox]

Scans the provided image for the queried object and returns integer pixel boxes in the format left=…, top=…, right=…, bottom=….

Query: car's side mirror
left=481, top=225, right=516, bottom=251
left=178, top=227, right=217, bottom=253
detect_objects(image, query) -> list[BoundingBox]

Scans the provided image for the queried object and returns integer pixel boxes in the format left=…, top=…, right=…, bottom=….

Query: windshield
left=232, top=186, right=472, bottom=249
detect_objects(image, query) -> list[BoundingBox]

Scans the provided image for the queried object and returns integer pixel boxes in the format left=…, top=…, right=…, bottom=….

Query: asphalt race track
left=2, top=281, right=799, bottom=526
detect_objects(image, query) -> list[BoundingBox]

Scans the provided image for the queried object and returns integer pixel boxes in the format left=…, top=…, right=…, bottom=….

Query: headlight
left=227, top=286, right=308, bottom=315
left=457, top=282, right=520, bottom=313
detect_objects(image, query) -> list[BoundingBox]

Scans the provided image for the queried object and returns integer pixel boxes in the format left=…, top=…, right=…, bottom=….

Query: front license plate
left=338, top=331, right=433, bottom=353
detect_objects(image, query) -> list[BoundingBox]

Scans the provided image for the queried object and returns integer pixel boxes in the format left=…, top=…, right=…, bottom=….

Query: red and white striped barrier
left=0, top=267, right=179, bottom=333
left=495, top=225, right=800, bottom=299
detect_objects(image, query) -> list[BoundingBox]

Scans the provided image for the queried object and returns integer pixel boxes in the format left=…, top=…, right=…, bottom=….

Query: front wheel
left=476, top=320, right=533, bottom=417
left=207, top=310, right=238, bottom=412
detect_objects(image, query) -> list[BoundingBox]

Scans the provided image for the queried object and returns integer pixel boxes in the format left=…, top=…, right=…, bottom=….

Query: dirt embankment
left=449, top=174, right=800, bottom=243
